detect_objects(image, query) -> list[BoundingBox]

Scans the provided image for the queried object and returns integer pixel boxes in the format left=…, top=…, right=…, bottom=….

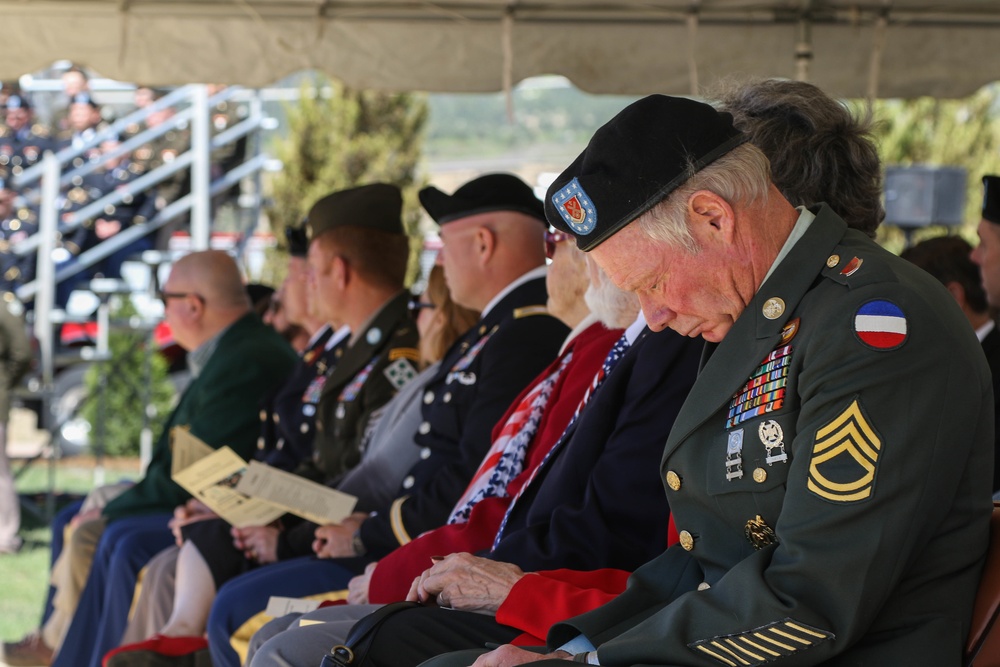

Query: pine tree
left=265, top=76, right=430, bottom=284
left=867, top=85, right=1000, bottom=249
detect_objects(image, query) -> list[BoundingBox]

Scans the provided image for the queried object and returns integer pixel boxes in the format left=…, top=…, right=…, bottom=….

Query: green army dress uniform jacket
left=549, top=206, right=994, bottom=666
left=307, top=290, right=420, bottom=482
left=102, top=313, right=298, bottom=522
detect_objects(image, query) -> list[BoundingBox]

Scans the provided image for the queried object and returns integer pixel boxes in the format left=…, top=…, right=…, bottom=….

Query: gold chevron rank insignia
left=807, top=399, right=881, bottom=503
left=689, top=618, right=834, bottom=666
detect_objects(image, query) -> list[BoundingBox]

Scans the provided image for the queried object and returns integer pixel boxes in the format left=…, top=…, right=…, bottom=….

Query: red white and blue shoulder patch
left=853, top=300, right=907, bottom=351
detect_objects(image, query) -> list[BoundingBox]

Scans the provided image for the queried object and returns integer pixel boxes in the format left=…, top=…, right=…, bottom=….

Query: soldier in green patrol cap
left=460, top=95, right=993, bottom=667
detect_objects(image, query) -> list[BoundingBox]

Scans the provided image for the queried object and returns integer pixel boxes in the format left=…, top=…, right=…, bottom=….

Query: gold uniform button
left=665, top=471, right=681, bottom=491
left=423, top=391, right=434, bottom=405
left=826, top=254, right=840, bottom=268
left=418, top=421, right=431, bottom=435
left=679, top=530, right=695, bottom=551
left=259, top=409, right=266, bottom=420
left=753, top=467, right=767, bottom=483
left=697, top=581, right=712, bottom=591
left=420, top=447, right=431, bottom=460
left=443, top=392, right=452, bottom=403
left=256, top=437, right=265, bottom=450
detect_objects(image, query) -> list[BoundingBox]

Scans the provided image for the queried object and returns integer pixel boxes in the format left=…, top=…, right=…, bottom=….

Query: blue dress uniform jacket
left=307, top=290, right=421, bottom=482
left=358, top=275, right=569, bottom=558
left=490, top=327, right=701, bottom=574
left=547, top=206, right=994, bottom=666
left=257, top=326, right=346, bottom=471
left=0, top=125, right=53, bottom=182
left=0, top=207, right=37, bottom=294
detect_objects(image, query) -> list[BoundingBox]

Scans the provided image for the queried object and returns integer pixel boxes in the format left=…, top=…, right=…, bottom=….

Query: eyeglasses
left=158, top=290, right=204, bottom=304
left=408, top=298, right=436, bottom=320
left=544, top=229, right=574, bottom=259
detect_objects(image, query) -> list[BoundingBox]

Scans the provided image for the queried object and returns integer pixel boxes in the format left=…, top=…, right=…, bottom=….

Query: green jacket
left=306, top=290, right=420, bottom=482
left=102, top=313, right=297, bottom=522
left=550, top=206, right=994, bottom=666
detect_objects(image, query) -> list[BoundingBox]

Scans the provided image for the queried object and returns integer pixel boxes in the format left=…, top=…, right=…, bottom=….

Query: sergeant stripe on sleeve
left=689, top=619, right=834, bottom=666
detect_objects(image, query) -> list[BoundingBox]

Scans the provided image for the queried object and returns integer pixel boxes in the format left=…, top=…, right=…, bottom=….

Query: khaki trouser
left=42, top=516, right=108, bottom=650
left=121, top=544, right=179, bottom=644
left=40, top=481, right=131, bottom=651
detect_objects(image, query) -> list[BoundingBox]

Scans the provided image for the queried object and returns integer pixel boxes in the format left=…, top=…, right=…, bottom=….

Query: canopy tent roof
left=3, top=1, right=1000, bottom=97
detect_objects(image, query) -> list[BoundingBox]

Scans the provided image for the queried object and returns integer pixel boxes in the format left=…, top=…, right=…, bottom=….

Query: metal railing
left=10, top=83, right=277, bottom=443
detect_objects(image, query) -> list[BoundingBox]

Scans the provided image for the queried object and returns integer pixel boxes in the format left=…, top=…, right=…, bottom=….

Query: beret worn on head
left=285, top=221, right=309, bottom=257
left=545, top=94, right=748, bottom=251
left=307, top=183, right=405, bottom=240
left=419, top=173, right=546, bottom=225
left=983, top=175, right=1000, bottom=225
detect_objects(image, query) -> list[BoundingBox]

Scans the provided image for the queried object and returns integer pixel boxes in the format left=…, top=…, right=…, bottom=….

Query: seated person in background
left=1, top=250, right=298, bottom=667
left=0, top=177, right=37, bottom=297
left=0, top=93, right=53, bottom=183
left=106, top=263, right=477, bottom=667
left=902, top=233, right=1000, bottom=495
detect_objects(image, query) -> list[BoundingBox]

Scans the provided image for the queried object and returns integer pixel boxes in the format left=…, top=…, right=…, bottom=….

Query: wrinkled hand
left=168, top=499, right=218, bottom=546
left=69, top=507, right=102, bottom=529
left=406, top=552, right=524, bottom=614
left=312, top=513, right=369, bottom=559
left=347, top=561, right=378, bottom=605
left=470, top=646, right=572, bottom=667
left=231, top=525, right=281, bottom=564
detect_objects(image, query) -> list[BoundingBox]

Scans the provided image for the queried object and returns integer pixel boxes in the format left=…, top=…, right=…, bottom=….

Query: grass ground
left=0, top=457, right=141, bottom=642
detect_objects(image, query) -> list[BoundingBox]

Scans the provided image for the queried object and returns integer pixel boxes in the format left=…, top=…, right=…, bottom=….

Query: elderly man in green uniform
left=456, top=95, right=993, bottom=667
left=3, top=250, right=298, bottom=666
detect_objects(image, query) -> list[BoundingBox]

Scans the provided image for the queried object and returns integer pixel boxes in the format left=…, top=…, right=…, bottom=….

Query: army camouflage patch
left=807, top=399, right=881, bottom=503
left=384, top=358, right=417, bottom=390
left=689, top=618, right=834, bottom=666
left=389, top=347, right=420, bottom=363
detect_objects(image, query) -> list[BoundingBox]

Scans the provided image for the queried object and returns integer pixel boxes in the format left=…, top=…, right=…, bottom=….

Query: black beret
left=545, top=95, right=748, bottom=251
left=419, top=173, right=545, bottom=225
left=285, top=220, right=309, bottom=257
left=983, top=175, right=1000, bottom=225
left=5, top=94, right=29, bottom=111
left=307, top=183, right=405, bottom=239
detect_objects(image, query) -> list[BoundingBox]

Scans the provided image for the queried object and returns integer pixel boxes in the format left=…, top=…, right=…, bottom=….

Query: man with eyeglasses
left=3, top=250, right=298, bottom=667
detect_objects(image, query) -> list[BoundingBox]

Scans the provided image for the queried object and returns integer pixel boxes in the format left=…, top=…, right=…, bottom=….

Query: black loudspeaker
left=884, top=166, right=967, bottom=227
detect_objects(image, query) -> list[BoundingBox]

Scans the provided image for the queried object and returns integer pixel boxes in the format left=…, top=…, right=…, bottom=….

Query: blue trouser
left=51, top=513, right=173, bottom=667
left=206, top=556, right=365, bottom=667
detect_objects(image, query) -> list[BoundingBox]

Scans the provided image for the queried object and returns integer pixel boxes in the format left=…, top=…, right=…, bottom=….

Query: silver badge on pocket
left=726, top=429, right=744, bottom=481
